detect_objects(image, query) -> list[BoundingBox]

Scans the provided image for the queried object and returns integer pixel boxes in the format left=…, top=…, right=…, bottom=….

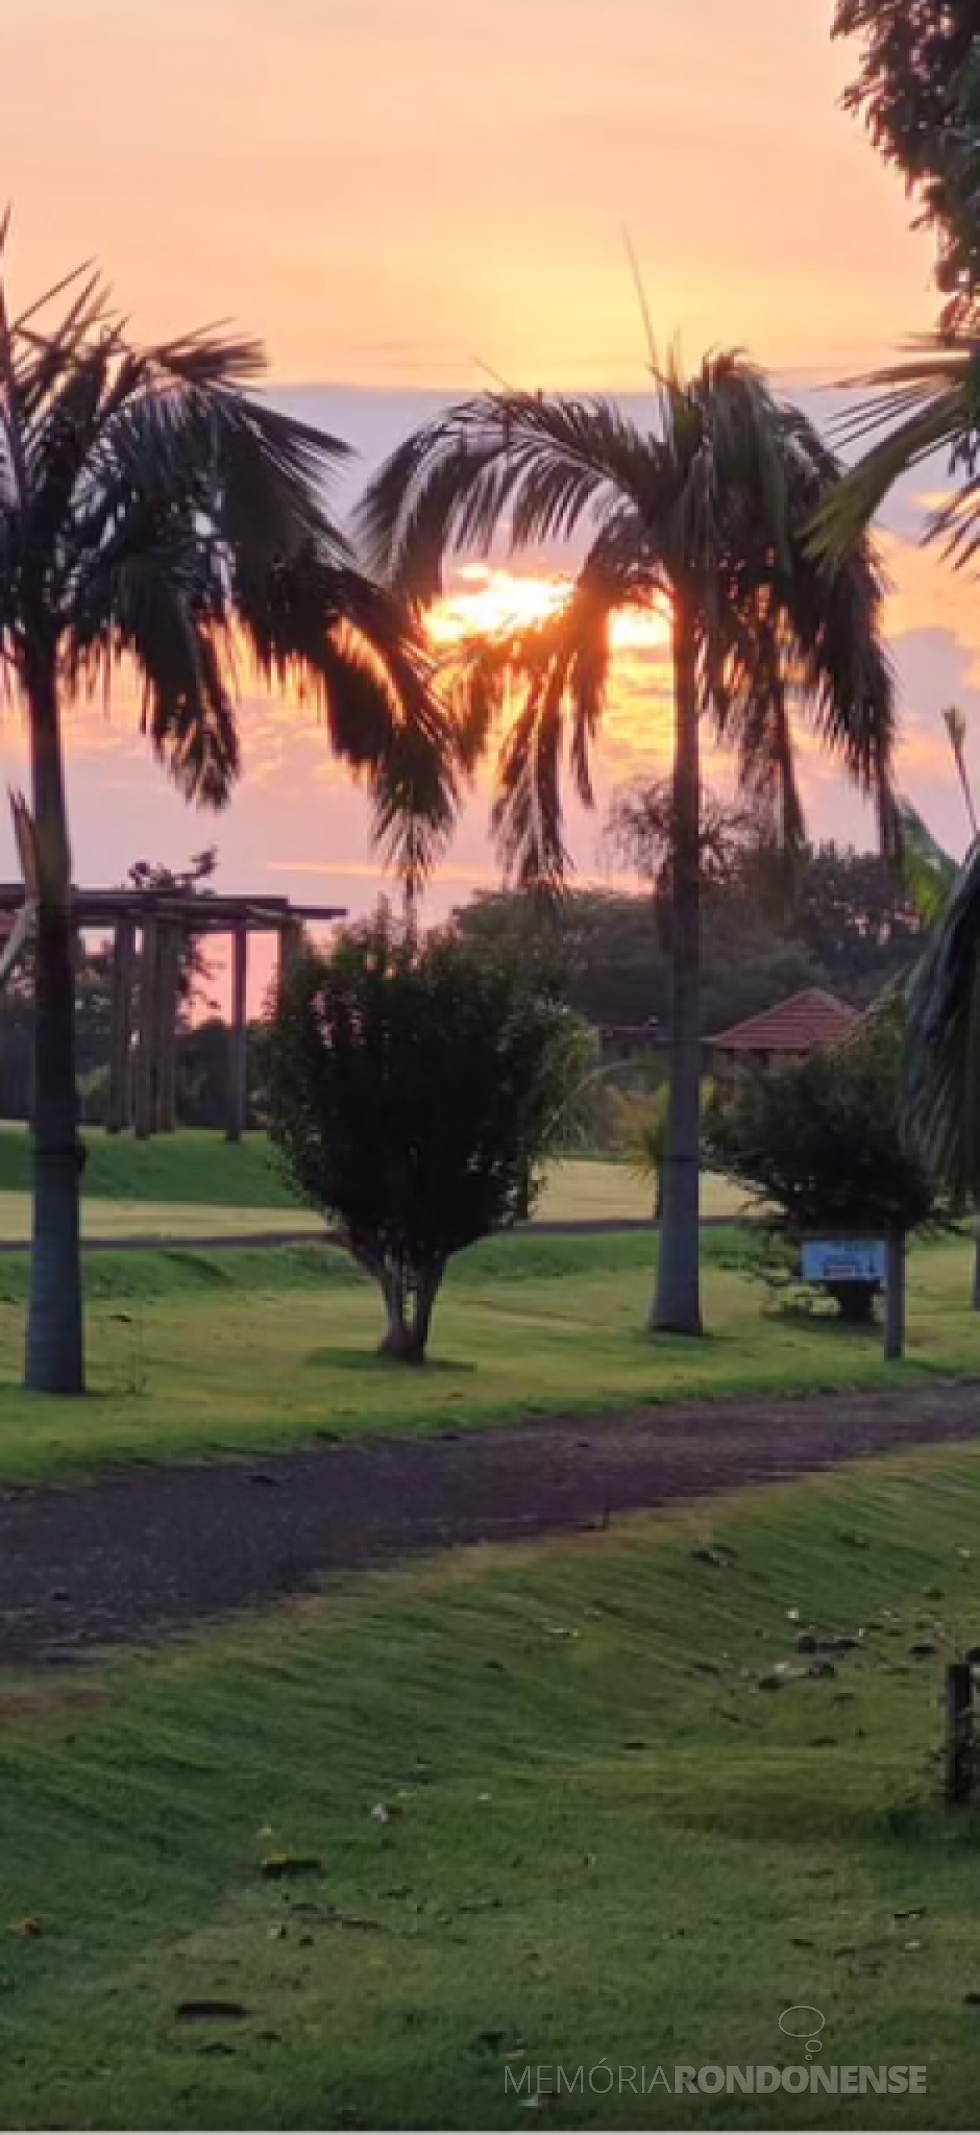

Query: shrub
left=264, top=909, right=589, bottom=1361
left=703, top=995, right=948, bottom=1321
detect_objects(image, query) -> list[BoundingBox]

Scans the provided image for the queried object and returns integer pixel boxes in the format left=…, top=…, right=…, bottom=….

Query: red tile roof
left=709, top=988, right=859, bottom=1056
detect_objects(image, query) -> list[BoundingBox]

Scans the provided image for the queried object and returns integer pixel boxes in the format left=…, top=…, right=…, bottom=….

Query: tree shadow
left=305, top=1345, right=477, bottom=1376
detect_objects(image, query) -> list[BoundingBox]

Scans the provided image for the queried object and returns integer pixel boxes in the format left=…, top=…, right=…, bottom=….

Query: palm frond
left=906, top=837, right=980, bottom=1201
left=896, top=796, right=957, bottom=927
left=0, top=239, right=455, bottom=882
left=813, top=334, right=980, bottom=565
left=357, top=391, right=665, bottom=600
left=358, top=360, right=895, bottom=887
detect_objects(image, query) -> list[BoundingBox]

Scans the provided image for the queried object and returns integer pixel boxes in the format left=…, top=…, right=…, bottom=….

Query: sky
left=1, top=0, right=975, bottom=1002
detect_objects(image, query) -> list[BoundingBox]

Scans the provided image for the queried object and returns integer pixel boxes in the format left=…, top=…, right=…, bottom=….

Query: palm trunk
left=651, top=606, right=703, bottom=1336
left=24, top=658, right=84, bottom=1395
left=972, top=1220, right=980, bottom=1313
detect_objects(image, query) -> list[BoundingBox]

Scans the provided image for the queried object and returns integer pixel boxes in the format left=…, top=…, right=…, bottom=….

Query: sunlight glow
left=428, top=564, right=671, bottom=655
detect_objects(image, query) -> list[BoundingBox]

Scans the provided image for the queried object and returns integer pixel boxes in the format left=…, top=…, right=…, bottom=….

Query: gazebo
left=708, top=987, right=859, bottom=1073
left=0, top=882, right=345, bottom=1141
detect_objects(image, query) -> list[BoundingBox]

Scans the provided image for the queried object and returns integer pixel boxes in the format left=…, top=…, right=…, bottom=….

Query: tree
left=264, top=911, right=586, bottom=1362
left=0, top=233, right=456, bottom=1394
left=833, top=2, right=980, bottom=320
left=704, top=997, right=947, bottom=1322
left=899, top=792, right=980, bottom=1303
left=605, top=775, right=783, bottom=909
left=360, top=358, right=896, bottom=1336
left=870, top=756, right=980, bottom=1310
left=789, top=843, right=923, bottom=1002
left=452, top=844, right=924, bottom=1041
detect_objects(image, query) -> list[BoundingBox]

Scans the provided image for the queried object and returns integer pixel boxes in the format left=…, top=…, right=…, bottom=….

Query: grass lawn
left=4, top=1449, right=980, bottom=2127
left=0, top=1231, right=975, bottom=1485
left=0, top=1193, right=325, bottom=1245
left=0, top=1129, right=744, bottom=1232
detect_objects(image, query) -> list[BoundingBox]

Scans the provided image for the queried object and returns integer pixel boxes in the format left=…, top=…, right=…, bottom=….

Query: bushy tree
left=264, top=912, right=588, bottom=1362
left=704, top=1000, right=947, bottom=1320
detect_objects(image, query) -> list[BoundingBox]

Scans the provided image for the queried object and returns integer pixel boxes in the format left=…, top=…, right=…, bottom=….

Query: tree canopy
left=451, top=841, right=925, bottom=1040
left=834, top=1, right=980, bottom=316
left=704, top=997, right=941, bottom=1242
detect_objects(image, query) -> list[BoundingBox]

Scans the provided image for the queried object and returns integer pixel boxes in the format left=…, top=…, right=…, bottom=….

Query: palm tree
left=0, top=231, right=456, bottom=1395
left=814, top=324, right=980, bottom=572
left=902, top=810, right=980, bottom=1280
left=360, top=355, right=896, bottom=1335
left=814, top=335, right=980, bottom=1282
left=896, top=791, right=980, bottom=1306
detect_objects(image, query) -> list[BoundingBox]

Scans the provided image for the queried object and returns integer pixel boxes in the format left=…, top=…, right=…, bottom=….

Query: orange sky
left=1, top=0, right=976, bottom=1002
left=3, top=0, right=936, bottom=384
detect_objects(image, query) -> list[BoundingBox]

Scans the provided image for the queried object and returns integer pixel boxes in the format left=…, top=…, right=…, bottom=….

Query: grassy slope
left=0, top=1128, right=743, bottom=1228
left=3, top=1450, right=980, bottom=2127
left=0, top=1232, right=974, bottom=1485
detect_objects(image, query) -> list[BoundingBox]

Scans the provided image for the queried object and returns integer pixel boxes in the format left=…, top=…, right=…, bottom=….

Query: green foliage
left=453, top=843, right=924, bottom=1038
left=609, top=1084, right=692, bottom=1216
left=898, top=798, right=958, bottom=930
left=264, top=910, right=588, bottom=1358
left=906, top=837, right=980, bottom=1204
left=704, top=998, right=946, bottom=1243
left=834, top=1, right=980, bottom=318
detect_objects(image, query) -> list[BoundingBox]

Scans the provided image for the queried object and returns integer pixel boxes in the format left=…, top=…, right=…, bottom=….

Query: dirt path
left=2, top=1381, right=980, bottom=1668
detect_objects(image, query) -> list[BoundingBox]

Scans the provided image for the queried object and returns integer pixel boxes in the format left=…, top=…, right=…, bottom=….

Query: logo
left=779, top=2008, right=826, bottom=2061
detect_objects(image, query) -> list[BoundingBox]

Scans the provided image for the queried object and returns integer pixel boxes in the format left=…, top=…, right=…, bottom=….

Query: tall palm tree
left=905, top=834, right=980, bottom=1217
left=895, top=793, right=980, bottom=1305
left=0, top=232, right=456, bottom=1395
left=813, top=328, right=980, bottom=1274
left=360, top=355, right=896, bottom=1336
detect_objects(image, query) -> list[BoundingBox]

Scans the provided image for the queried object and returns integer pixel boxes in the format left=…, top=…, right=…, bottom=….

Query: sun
left=427, top=562, right=670, bottom=654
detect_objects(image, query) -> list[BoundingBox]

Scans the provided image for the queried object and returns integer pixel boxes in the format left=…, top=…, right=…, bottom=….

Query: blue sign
left=801, top=1241, right=887, bottom=1284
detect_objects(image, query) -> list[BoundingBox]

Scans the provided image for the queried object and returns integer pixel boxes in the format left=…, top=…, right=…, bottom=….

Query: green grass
left=0, top=1124, right=301, bottom=1209
left=0, top=1192, right=325, bottom=1244
left=4, top=1449, right=980, bottom=2126
left=0, top=1127, right=744, bottom=1228
left=0, top=1230, right=975, bottom=1484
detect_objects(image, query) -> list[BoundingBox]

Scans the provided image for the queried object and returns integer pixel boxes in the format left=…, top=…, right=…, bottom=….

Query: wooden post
left=156, top=924, right=181, bottom=1134
left=134, top=920, right=159, bottom=1140
left=946, top=1661, right=976, bottom=1805
left=226, top=923, right=248, bottom=1142
left=277, top=918, right=302, bottom=993
left=884, top=1231, right=906, bottom=1362
left=107, top=917, right=135, bottom=1134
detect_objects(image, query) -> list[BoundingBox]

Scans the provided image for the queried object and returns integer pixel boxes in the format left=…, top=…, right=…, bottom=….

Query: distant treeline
left=0, top=842, right=925, bottom=1125
left=452, top=842, right=926, bottom=1037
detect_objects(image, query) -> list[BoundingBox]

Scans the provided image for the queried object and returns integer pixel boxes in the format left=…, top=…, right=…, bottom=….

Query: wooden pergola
left=0, top=883, right=345, bottom=1141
